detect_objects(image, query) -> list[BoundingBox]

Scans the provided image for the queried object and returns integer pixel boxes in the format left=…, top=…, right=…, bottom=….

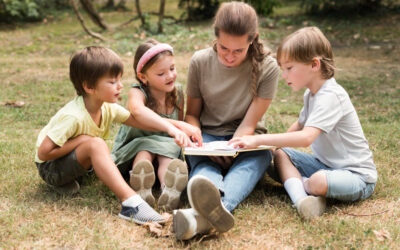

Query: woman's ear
left=83, top=81, right=95, bottom=95
left=137, top=72, right=147, bottom=85
left=311, top=57, right=321, bottom=72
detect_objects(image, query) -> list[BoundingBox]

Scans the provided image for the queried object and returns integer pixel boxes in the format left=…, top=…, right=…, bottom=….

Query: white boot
left=173, top=208, right=212, bottom=240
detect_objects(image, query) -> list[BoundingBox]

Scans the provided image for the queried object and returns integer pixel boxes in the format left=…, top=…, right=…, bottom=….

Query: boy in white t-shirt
left=35, top=46, right=191, bottom=224
left=229, top=27, right=377, bottom=219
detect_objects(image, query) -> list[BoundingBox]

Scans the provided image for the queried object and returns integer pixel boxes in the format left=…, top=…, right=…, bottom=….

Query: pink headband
left=136, top=43, right=174, bottom=73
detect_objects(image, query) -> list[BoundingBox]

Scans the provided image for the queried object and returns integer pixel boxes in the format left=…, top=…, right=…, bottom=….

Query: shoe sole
left=158, top=159, right=188, bottom=210
left=130, top=160, right=156, bottom=207
left=173, top=209, right=196, bottom=240
left=187, top=176, right=234, bottom=233
left=297, top=196, right=326, bottom=219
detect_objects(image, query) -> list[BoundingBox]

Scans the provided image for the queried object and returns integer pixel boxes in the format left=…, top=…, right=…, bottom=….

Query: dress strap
left=131, top=83, right=148, bottom=100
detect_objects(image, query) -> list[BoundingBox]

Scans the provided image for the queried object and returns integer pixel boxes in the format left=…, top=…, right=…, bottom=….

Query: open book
left=183, top=141, right=275, bottom=157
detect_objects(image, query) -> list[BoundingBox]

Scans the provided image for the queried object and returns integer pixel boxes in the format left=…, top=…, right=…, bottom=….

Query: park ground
left=0, top=0, right=399, bottom=248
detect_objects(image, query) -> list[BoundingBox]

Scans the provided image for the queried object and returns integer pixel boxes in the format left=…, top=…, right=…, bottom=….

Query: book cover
left=183, top=141, right=275, bottom=157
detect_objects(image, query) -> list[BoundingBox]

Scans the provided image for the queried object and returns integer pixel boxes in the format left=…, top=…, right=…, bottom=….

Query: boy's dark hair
left=69, top=46, right=124, bottom=96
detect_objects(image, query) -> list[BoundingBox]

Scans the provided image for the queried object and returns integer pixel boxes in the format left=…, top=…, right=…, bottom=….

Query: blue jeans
left=282, top=148, right=376, bottom=202
left=186, top=133, right=272, bottom=212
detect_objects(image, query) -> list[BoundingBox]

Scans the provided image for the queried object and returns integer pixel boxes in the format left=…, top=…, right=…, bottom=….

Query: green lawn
left=0, top=1, right=399, bottom=248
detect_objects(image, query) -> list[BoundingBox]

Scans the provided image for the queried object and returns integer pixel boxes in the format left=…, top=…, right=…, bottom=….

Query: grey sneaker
left=187, top=175, right=234, bottom=233
left=49, top=180, right=80, bottom=195
left=296, top=196, right=326, bottom=219
left=158, top=159, right=188, bottom=210
left=119, top=202, right=165, bottom=225
left=130, top=160, right=156, bottom=207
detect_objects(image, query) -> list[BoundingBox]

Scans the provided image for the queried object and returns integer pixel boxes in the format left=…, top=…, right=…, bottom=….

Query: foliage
left=245, top=0, right=281, bottom=16
left=178, top=0, right=220, bottom=21
left=0, top=0, right=69, bottom=22
left=300, top=0, right=394, bottom=14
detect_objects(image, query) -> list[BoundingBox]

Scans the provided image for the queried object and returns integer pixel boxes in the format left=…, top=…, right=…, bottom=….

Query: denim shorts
left=281, top=148, right=376, bottom=202
left=36, top=149, right=89, bottom=186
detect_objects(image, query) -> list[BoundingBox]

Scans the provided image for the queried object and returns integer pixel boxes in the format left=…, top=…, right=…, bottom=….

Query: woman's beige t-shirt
left=186, top=47, right=279, bottom=136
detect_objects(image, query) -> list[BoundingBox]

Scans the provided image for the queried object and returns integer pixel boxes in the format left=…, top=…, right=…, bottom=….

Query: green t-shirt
left=35, top=96, right=130, bottom=163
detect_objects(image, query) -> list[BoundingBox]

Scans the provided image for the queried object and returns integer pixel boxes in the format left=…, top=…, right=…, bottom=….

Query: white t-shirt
left=299, top=78, right=377, bottom=183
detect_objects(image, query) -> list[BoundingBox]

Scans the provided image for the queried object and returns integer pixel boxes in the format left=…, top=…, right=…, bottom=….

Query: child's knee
left=306, top=171, right=328, bottom=196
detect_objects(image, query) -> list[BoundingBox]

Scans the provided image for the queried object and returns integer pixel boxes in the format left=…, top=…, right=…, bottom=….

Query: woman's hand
left=209, top=156, right=233, bottom=169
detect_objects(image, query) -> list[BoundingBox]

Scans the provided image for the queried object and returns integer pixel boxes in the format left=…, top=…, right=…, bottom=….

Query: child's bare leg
left=133, top=150, right=155, bottom=167
left=305, top=171, right=328, bottom=196
left=274, top=149, right=302, bottom=182
left=75, top=137, right=134, bottom=201
left=75, top=137, right=164, bottom=224
left=157, top=155, right=173, bottom=185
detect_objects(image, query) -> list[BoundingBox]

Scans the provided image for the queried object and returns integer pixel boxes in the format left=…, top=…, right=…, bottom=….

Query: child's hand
left=228, top=136, right=259, bottom=149
left=176, top=121, right=203, bottom=146
left=168, top=127, right=194, bottom=148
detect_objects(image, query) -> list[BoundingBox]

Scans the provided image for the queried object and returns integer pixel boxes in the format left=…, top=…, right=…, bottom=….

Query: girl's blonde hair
left=133, top=39, right=179, bottom=112
left=213, top=1, right=271, bottom=96
left=277, top=26, right=335, bottom=79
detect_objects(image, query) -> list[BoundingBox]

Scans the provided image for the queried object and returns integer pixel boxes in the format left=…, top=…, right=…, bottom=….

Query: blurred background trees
left=0, top=0, right=398, bottom=30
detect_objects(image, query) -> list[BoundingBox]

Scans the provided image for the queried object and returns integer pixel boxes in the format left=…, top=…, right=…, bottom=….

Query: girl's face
left=141, top=54, right=177, bottom=94
left=280, top=58, right=314, bottom=92
left=216, top=31, right=251, bottom=67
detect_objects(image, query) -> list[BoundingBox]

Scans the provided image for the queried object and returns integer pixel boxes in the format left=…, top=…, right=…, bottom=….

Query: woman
left=173, top=1, right=280, bottom=240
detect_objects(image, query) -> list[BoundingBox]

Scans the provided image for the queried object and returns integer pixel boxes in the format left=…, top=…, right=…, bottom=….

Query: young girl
left=112, top=39, right=200, bottom=211
left=229, top=27, right=377, bottom=219
left=172, top=2, right=280, bottom=240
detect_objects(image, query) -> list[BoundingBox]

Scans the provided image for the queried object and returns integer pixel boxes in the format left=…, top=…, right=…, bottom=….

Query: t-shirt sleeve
left=111, top=103, right=131, bottom=123
left=304, top=92, right=343, bottom=133
left=186, top=55, right=201, bottom=98
left=257, top=57, right=280, bottom=99
left=47, top=115, right=78, bottom=147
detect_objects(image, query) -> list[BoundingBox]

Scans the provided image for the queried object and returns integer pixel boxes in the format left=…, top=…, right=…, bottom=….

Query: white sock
left=122, top=194, right=144, bottom=207
left=302, top=176, right=309, bottom=184
left=284, top=177, right=308, bottom=205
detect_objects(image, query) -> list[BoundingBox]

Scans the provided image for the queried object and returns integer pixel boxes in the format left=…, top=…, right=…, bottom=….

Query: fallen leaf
left=0, top=101, right=25, bottom=108
left=373, top=229, right=391, bottom=241
left=143, top=212, right=173, bottom=237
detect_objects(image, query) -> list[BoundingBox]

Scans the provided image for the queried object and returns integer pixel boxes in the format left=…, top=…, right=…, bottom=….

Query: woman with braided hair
left=173, top=1, right=280, bottom=240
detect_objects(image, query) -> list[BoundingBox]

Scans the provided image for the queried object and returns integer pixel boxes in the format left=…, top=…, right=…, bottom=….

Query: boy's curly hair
left=277, top=26, right=335, bottom=79
left=69, top=46, right=123, bottom=96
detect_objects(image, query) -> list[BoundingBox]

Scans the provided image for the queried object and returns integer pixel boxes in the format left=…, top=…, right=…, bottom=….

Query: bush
left=178, top=0, right=220, bottom=21
left=301, top=0, right=392, bottom=14
left=0, top=0, right=69, bottom=23
left=245, top=0, right=280, bottom=16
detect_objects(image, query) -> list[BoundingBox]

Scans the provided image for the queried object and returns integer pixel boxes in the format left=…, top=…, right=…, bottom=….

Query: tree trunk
left=79, top=0, right=110, bottom=30
left=135, top=0, right=146, bottom=27
left=158, top=0, right=166, bottom=33
left=69, top=0, right=106, bottom=41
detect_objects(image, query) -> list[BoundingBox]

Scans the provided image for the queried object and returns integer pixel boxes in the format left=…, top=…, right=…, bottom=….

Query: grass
left=1, top=1, right=400, bottom=248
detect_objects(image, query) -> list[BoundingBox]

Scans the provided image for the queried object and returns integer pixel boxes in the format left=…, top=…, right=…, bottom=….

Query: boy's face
left=91, top=73, right=123, bottom=103
left=280, top=59, right=314, bottom=92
